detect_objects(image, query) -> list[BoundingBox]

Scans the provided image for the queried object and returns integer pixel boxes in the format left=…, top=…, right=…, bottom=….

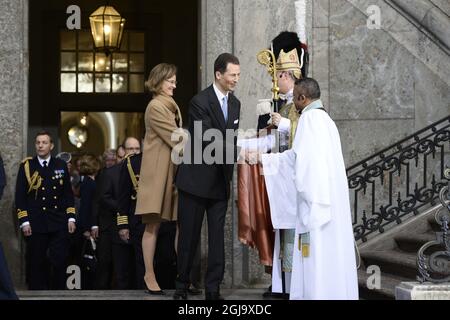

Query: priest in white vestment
left=247, top=78, right=358, bottom=300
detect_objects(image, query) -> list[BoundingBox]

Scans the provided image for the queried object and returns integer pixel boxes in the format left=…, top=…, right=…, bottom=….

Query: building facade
left=0, top=0, right=448, bottom=289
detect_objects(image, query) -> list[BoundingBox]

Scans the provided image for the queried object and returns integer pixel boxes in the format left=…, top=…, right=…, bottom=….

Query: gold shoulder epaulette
left=21, top=157, right=33, bottom=164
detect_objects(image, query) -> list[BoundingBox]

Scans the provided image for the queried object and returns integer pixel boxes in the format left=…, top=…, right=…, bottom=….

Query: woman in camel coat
left=135, top=63, right=186, bottom=294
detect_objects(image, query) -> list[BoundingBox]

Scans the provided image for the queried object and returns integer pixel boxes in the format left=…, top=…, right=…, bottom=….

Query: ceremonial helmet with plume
left=271, top=31, right=309, bottom=80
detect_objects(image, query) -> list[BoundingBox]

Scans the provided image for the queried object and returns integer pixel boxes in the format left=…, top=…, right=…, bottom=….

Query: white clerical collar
left=37, top=155, right=51, bottom=167
left=285, top=89, right=294, bottom=104
left=302, top=99, right=324, bottom=113
left=213, top=82, right=229, bottom=107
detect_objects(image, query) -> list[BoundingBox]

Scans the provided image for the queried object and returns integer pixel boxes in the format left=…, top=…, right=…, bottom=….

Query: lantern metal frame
left=89, top=3, right=126, bottom=56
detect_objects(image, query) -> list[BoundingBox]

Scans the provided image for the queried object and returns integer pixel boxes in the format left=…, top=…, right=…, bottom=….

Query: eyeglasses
left=165, top=79, right=177, bottom=85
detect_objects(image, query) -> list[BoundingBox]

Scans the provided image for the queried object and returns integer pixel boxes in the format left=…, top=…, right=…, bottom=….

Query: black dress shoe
left=205, top=292, right=225, bottom=300
left=173, top=289, right=188, bottom=300
left=145, top=288, right=166, bottom=295
left=187, top=286, right=203, bottom=296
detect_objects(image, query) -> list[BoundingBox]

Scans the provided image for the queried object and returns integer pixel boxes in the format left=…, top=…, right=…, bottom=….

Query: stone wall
left=0, top=0, right=28, bottom=288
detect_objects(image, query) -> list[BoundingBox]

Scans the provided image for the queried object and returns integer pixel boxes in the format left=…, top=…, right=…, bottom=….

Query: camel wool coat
left=135, top=94, right=184, bottom=224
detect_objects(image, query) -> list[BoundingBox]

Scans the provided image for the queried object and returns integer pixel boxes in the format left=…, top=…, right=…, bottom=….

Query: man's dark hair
left=214, top=53, right=240, bottom=77
left=35, top=131, right=53, bottom=143
left=295, top=78, right=321, bottom=100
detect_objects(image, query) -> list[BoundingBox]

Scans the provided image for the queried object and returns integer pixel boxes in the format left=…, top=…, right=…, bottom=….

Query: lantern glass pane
left=119, top=32, right=128, bottom=51
left=90, top=18, right=105, bottom=48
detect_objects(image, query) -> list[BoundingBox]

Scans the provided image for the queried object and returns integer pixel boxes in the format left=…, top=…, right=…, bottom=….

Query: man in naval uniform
left=15, top=131, right=76, bottom=290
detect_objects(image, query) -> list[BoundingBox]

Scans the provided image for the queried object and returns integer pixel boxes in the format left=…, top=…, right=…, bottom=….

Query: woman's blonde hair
left=79, top=154, right=101, bottom=176
left=145, top=63, right=177, bottom=95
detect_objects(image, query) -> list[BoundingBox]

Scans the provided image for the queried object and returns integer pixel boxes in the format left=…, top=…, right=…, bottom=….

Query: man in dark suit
left=15, top=131, right=76, bottom=290
left=174, top=53, right=241, bottom=300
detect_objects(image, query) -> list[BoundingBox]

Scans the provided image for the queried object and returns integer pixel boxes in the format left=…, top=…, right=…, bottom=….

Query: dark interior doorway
left=29, top=0, right=198, bottom=156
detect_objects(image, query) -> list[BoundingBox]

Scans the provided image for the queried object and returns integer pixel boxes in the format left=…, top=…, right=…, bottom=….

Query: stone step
left=357, top=268, right=411, bottom=300
left=427, top=215, right=445, bottom=232
left=394, top=232, right=437, bottom=253
left=361, top=250, right=418, bottom=279
left=16, top=289, right=271, bottom=300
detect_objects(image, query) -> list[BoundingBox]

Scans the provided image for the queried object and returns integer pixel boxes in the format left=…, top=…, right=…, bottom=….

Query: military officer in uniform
left=116, top=151, right=146, bottom=289
left=15, top=131, right=76, bottom=290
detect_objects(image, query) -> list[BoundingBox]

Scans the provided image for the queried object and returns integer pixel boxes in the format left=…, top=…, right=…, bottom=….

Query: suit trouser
left=111, top=241, right=135, bottom=289
left=130, top=222, right=146, bottom=289
left=176, top=190, right=228, bottom=293
left=94, top=229, right=113, bottom=289
left=26, top=230, right=69, bottom=290
left=155, top=221, right=177, bottom=289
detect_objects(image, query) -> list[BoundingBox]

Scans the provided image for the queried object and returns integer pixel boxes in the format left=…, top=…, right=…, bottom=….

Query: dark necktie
left=43, top=160, right=48, bottom=168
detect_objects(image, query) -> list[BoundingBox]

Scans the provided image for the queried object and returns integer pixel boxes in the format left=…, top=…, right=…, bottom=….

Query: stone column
left=0, top=0, right=29, bottom=288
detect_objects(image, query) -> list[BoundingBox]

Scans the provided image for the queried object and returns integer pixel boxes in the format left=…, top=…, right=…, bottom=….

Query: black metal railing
left=417, top=168, right=450, bottom=283
left=347, top=115, right=450, bottom=242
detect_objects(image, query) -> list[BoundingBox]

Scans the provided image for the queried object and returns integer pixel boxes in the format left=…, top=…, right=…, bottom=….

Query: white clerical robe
left=262, top=107, right=358, bottom=300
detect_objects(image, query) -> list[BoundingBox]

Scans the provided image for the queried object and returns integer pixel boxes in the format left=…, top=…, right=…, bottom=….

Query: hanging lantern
left=89, top=5, right=125, bottom=56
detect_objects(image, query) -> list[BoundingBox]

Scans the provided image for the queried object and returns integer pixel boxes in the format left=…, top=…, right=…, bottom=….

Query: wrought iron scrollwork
left=417, top=168, right=450, bottom=283
left=348, top=116, right=450, bottom=242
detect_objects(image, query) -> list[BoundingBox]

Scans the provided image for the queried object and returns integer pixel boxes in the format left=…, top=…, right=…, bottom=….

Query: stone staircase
left=357, top=205, right=442, bottom=299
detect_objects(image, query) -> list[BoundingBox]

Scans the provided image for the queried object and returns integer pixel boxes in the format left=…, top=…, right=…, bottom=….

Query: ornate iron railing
left=347, top=115, right=450, bottom=242
left=417, top=168, right=450, bottom=283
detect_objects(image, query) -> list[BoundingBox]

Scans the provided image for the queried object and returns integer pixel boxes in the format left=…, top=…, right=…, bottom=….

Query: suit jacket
left=78, top=176, right=96, bottom=233
left=15, top=156, right=75, bottom=233
left=93, top=164, right=121, bottom=232
left=176, top=85, right=241, bottom=200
